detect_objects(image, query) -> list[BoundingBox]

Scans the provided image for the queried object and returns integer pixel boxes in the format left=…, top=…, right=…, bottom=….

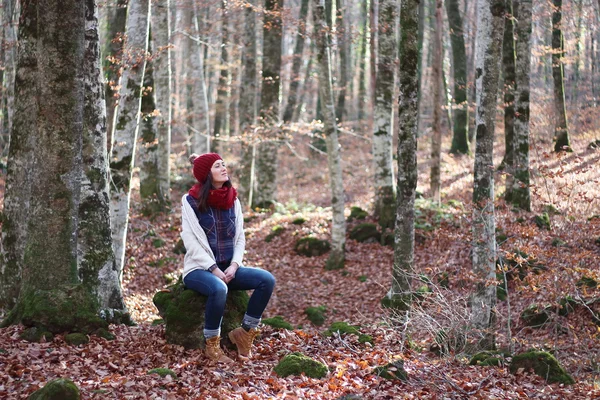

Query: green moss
left=430, top=328, right=467, bottom=356
left=469, top=351, right=508, bottom=367
left=323, top=321, right=360, bottom=337
left=534, top=212, right=551, bottom=230
left=382, top=232, right=395, bottom=247
left=436, top=271, right=450, bottom=288
left=152, top=238, right=166, bottom=248
left=28, top=378, right=80, bottom=400
left=542, top=204, right=561, bottom=216
left=373, top=360, right=408, bottom=381
left=295, top=237, right=331, bottom=257
left=292, top=217, right=306, bottom=225
left=551, top=237, right=566, bottom=247
left=576, top=276, right=597, bottom=289
left=173, top=239, right=186, bottom=255
left=509, top=351, right=575, bottom=384
left=349, top=223, right=381, bottom=243
left=556, top=296, right=576, bottom=317
left=325, top=250, right=345, bottom=270
left=380, top=294, right=411, bottom=311
left=262, top=316, right=293, bottom=330
left=20, top=327, right=54, bottom=343
left=151, top=319, right=165, bottom=326
left=348, top=206, right=368, bottom=221
left=358, top=334, right=373, bottom=344
left=358, top=275, right=368, bottom=282
left=147, top=368, right=177, bottom=379
left=95, top=328, right=115, bottom=341
left=274, top=352, right=328, bottom=378
left=65, top=333, right=89, bottom=346
left=305, top=306, right=327, bottom=326
left=265, top=225, right=285, bottom=242
left=520, top=304, right=551, bottom=327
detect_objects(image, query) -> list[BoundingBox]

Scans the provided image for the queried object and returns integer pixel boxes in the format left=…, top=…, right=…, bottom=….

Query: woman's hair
left=195, top=163, right=232, bottom=212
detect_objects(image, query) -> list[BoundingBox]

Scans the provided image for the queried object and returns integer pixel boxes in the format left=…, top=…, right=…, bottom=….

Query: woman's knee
left=211, top=281, right=228, bottom=301
left=262, top=271, right=276, bottom=291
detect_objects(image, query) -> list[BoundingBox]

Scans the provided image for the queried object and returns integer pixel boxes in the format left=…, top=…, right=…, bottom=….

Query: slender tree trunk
left=501, top=0, right=516, bottom=170
left=254, top=0, right=283, bottom=208
left=172, top=0, right=191, bottom=150
left=335, top=0, right=349, bottom=121
left=358, top=0, right=369, bottom=122
left=189, top=0, right=210, bottom=153
left=468, top=0, right=478, bottom=144
left=81, top=0, right=129, bottom=321
left=446, top=0, right=469, bottom=154
left=238, top=0, right=258, bottom=206
left=570, top=0, right=583, bottom=103
left=372, top=0, right=397, bottom=229
left=109, top=0, right=151, bottom=280
left=471, top=0, right=504, bottom=351
left=0, top=0, right=17, bottom=158
left=551, top=0, right=570, bottom=152
left=213, top=0, right=229, bottom=140
left=313, top=0, right=346, bottom=270
left=506, top=0, right=532, bottom=211
left=283, top=0, right=309, bottom=123
left=384, top=0, right=420, bottom=310
left=151, top=0, right=172, bottom=201
left=430, top=0, right=443, bottom=203
left=294, top=45, right=314, bottom=121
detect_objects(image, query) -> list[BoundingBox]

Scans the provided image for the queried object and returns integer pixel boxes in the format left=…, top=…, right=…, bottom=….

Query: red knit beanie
left=192, top=153, right=223, bottom=183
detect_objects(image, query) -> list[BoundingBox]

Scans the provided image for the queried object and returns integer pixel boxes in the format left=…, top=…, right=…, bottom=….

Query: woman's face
left=210, top=159, right=229, bottom=188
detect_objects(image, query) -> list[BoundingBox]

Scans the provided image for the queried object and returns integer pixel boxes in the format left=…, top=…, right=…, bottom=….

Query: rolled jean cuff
left=242, top=314, right=261, bottom=329
left=204, top=328, right=221, bottom=339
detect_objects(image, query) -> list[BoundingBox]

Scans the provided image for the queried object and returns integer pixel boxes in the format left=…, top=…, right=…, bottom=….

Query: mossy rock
left=65, top=333, right=89, bottom=346
left=534, top=212, right=551, bottom=230
left=305, top=306, right=327, bottom=326
left=20, top=327, right=53, bottom=343
left=576, top=276, right=597, bottom=289
left=95, top=328, right=115, bottom=341
left=151, top=319, right=165, bottom=326
left=520, top=304, right=551, bottom=327
left=323, top=321, right=360, bottom=337
left=551, top=237, right=566, bottom=247
left=295, top=237, right=331, bottom=257
left=509, top=351, right=575, bottom=384
left=265, top=225, right=285, bottom=242
left=542, top=204, right=561, bottom=216
left=348, top=206, right=368, bottom=221
left=588, top=139, right=600, bottom=150
left=337, top=395, right=363, bottom=400
left=373, top=360, right=408, bottom=381
left=274, top=352, right=328, bottom=378
left=28, top=378, right=80, bottom=400
left=325, top=250, right=345, bottom=271
left=358, top=334, right=373, bottom=344
left=349, top=223, right=381, bottom=243
left=173, top=238, right=186, bottom=255
left=292, top=217, right=306, bottom=225
left=469, top=351, right=509, bottom=367
left=152, top=281, right=249, bottom=349
left=262, top=316, right=293, bottom=330
left=148, top=368, right=177, bottom=379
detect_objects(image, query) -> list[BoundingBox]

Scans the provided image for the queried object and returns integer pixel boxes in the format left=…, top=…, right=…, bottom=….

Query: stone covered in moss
left=534, top=212, right=551, bottom=230
left=20, top=327, right=54, bottom=343
left=373, top=360, right=408, bottom=381
left=348, top=206, right=368, bottom=221
left=292, top=217, right=306, bottom=225
left=28, top=378, right=80, bottom=400
left=265, top=225, right=285, bottom=242
left=469, top=351, right=508, bottom=367
left=94, top=328, right=115, bottom=341
left=153, top=281, right=248, bottom=349
left=274, top=352, right=328, bottom=378
left=148, top=368, right=177, bottom=379
left=358, top=334, right=373, bottom=344
left=509, top=351, right=574, bottom=384
left=349, top=223, right=381, bottom=243
left=262, top=315, right=293, bottom=330
left=295, top=237, right=331, bottom=257
left=520, top=304, right=551, bottom=327
left=323, top=321, right=360, bottom=337
left=65, top=333, right=89, bottom=346
left=305, top=306, right=327, bottom=326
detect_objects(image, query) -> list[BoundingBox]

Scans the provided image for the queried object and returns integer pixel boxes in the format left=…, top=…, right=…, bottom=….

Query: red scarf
left=189, top=183, right=237, bottom=210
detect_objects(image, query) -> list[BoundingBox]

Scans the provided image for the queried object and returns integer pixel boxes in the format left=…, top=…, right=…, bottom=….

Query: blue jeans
left=183, top=266, right=275, bottom=331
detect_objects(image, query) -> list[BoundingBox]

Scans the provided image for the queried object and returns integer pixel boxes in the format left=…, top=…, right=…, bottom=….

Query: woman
left=181, top=153, right=275, bottom=364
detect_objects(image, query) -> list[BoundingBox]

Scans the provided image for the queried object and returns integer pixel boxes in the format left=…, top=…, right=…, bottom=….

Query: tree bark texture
left=212, top=0, right=229, bottom=139
left=254, top=0, right=283, bottom=208
left=172, top=0, right=191, bottom=149
left=283, top=0, right=309, bottom=123
left=551, top=0, right=570, bottom=152
left=386, top=0, right=420, bottom=309
left=335, top=0, right=349, bottom=121
left=471, top=0, right=504, bottom=350
left=446, top=0, right=470, bottom=154
left=81, top=0, right=129, bottom=320
left=501, top=0, right=516, bottom=170
left=506, top=0, right=531, bottom=211
left=109, top=0, right=151, bottom=281
left=189, top=0, right=210, bottom=154
left=372, top=0, right=396, bottom=230
left=313, top=0, right=346, bottom=270
left=1, top=0, right=17, bottom=157
left=357, top=0, right=369, bottom=121
left=151, top=0, right=172, bottom=201
left=430, top=0, right=443, bottom=204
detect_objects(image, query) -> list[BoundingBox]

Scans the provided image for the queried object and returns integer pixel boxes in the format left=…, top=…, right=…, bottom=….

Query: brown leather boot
left=205, top=336, right=234, bottom=364
left=228, top=327, right=259, bottom=360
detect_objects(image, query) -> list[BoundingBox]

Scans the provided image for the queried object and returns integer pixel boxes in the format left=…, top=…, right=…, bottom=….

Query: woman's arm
left=231, top=199, right=246, bottom=267
left=181, top=195, right=216, bottom=272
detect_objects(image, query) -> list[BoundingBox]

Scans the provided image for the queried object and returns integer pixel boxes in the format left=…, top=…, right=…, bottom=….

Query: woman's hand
left=223, top=262, right=239, bottom=283
left=212, top=268, right=228, bottom=283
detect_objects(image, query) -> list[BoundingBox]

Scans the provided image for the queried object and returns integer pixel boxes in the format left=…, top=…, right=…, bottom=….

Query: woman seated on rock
left=181, top=152, right=275, bottom=363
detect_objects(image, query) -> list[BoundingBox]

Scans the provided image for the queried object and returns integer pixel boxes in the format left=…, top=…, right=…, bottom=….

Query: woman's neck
left=212, top=183, right=224, bottom=189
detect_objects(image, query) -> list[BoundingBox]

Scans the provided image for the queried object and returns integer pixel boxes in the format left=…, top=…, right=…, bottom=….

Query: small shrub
left=305, top=306, right=327, bottom=326
left=262, top=316, right=293, bottom=330
left=148, top=368, right=177, bottom=379
left=274, top=352, right=328, bottom=378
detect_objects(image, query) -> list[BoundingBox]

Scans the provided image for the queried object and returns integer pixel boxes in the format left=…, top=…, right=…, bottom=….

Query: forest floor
left=1, top=116, right=600, bottom=399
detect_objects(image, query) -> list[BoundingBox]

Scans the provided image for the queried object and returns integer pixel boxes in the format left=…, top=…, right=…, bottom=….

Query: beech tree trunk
left=446, top=0, right=469, bottom=154
left=430, top=0, right=443, bottom=204
left=551, top=0, right=570, bottom=152
left=313, top=0, right=346, bottom=270
left=0, top=0, right=17, bottom=158
left=109, top=0, right=151, bottom=280
left=283, top=0, right=309, bottom=123
left=212, top=0, right=229, bottom=140
left=505, top=0, right=531, bottom=211
left=190, top=0, right=210, bottom=153
left=384, top=0, right=420, bottom=310
left=501, top=0, right=516, bottom=170
left=335, top=0, right=349, bottom=121
left=372, top=0, right=396, bottom=229
left=471, top=0, right=504, bottom=351
left=357, top=0, right=369, bottom=122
